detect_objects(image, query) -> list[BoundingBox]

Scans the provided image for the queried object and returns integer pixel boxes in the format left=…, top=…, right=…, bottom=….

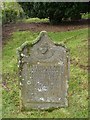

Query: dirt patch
left=2, top=19, right=89, bottom=45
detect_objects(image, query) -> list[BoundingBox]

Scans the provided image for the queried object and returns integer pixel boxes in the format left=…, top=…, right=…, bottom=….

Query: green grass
left=82, top=12, right=90, bottom=19
left=2, top=28, right=88, bottom=118
left=22, top=18, right=49, bottom=23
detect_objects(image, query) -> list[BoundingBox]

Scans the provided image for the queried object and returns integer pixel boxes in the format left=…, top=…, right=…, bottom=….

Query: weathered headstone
left=17, top=31, right=70, bottom=110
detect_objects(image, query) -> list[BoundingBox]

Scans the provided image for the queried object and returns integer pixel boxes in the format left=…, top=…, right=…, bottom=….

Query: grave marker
left=17, top=31, right=70, bottom=110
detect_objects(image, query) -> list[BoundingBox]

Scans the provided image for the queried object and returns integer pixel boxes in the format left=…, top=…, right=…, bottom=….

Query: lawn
left=2, top=28, right=88, bottom=118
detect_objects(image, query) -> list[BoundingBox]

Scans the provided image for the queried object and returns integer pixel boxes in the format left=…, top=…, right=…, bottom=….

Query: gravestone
left=17, top=31, right=70, bottom=110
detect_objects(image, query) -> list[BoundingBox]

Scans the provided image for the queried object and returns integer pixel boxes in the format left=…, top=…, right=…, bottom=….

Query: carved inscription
left=22, top=63, right=64, bottom=102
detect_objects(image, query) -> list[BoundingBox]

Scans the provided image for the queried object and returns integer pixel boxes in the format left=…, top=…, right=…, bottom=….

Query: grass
left=82, top=12, right=90, bottom=19
left=2, top=28, right=88, bottom=118
left=22, top=18, right=49, bottom=23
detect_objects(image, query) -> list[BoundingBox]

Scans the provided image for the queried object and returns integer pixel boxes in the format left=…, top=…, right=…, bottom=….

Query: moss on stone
left=17, top=31, right=69, bottom=55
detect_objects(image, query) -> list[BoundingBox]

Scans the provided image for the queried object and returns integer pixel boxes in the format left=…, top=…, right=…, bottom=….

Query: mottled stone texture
left=17, top=31, right=70, bottom=110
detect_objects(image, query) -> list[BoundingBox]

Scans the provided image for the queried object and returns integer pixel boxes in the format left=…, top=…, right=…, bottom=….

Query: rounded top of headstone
left=40, top=31, right=47, bottom=34
left=17, top=31, right=70, bottom=55
left=39, top=31, right=47, bottom=38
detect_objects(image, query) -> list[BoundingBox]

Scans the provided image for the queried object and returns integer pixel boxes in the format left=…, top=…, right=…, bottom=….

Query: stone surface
left=17, top=31, right=70, bottom=110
